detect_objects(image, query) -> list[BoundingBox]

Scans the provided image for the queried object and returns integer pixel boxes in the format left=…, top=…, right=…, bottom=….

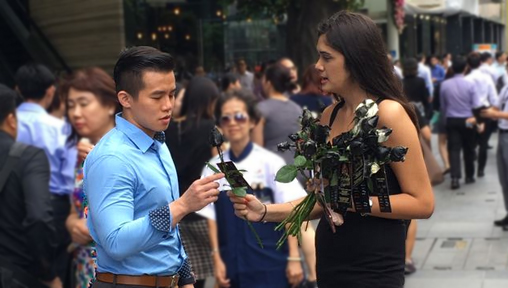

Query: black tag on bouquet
left=372, top=166, right=392, bottom=213
left=351, top=157, right=371, bottom=214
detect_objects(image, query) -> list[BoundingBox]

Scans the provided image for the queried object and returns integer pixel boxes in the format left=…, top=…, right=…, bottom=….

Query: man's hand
left=481, top=107, right=499, bottom=119
left=69, top=218, right=92, bottom=245
left=42, top=277, right=62, bottom=288
left=227, top=192, right=265, bottom=222
left=286, top=260, right=304, bottom=288
left=77, top=139, right=94, bottom=163
left=180, top=173, right=224, bottom=213
left=213, top=254, right=231, bottom=288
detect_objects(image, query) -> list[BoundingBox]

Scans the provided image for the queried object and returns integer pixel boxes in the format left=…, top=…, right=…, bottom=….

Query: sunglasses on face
left=220, top=112, right=248, bottom=125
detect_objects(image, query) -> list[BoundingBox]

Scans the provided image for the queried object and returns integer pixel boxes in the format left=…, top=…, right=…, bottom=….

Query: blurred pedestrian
left=0, top=84, right=61, bottom=288
left=60, top=67, right=120, bottom=288
left=165, top=76, right=220, bottom=288
left=290, top=64, right=332, bottom=114
left=236, top=59, right=254, bottom=92
left=200, top=90, right=306, bottom=288
left=252, top=63, right=301, bottom=165
left=278, top=57, right=301, bottom=94
left=221, top=73, right=241, bottom=94
left=441, top=56, right=482, bottom=189
left=466, top=52, right=498, bottom=178
left=14, top=63, right=77, bottom=286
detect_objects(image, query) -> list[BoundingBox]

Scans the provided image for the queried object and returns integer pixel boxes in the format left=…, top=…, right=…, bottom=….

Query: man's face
left=237, top=61, right=247, bottom=74
left=430, top=57, right=439, bottom=66
left=127, top=71, right=176, bottom=136
left=280, top=58, right=298, bottom=83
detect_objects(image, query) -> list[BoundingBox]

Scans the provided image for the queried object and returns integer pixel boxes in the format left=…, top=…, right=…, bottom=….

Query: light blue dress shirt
left=16, top=102, right=77, bottom=195
left=84, top=113, right=186, bottom=275
left=418, top=63, right=434, bottom=97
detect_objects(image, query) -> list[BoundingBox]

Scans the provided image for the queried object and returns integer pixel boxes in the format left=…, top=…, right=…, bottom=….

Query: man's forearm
left=169, top=199, right=190, bottom=228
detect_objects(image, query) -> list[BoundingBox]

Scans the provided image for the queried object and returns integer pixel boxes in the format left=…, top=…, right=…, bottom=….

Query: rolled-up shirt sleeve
left=86, top=155, right=175, bottom=261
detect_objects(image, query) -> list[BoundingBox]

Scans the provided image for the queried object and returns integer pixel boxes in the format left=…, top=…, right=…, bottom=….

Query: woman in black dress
left=227, top=11, right=434, bottom=288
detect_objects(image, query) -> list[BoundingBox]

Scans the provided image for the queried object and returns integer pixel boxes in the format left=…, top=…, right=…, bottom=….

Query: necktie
left=154, top=131, right=165, bottom=143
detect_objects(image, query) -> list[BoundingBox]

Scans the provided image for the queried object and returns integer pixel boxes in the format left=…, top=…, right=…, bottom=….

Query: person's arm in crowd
left=60, top=141, right=78, bottom=194
left=208, top=219, right=230, bottom=288
left=425, top=69, right=434, bottom=97
left=487, top=78, right=499, bottom=107
left=251, top=117, right=265, bottom=146
left=21, top=149, right=59, bottom=282
left=65, top=203, right=92, bottom=245
left=87, top=155, right=222, bottom=261
left=439, top=84, right=447, bottom=118
left=286, top=228, right=304, bottom=288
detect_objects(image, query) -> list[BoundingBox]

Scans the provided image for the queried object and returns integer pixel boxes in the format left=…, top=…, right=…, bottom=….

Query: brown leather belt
left=96, top=272, right=179, bottom=287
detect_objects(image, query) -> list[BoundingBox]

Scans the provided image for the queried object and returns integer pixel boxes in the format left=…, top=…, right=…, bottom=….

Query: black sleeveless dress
left=316, top=100, right=408, bottom=288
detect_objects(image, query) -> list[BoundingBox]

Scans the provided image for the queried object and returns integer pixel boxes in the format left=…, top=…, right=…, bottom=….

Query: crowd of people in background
left=1, top=43, right=508, bottom=288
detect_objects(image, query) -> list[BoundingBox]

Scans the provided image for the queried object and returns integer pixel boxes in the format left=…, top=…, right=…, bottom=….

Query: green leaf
left=294, top=155, right=307, bottom=167
left=231, top=187, right=247, bottom=197
left=367, top=178, right=374, bottom=193
left=330, top=171, right=339, bottom=186
left=206, top=162, right=221, bottom=174
left=275, top=165, right=298, bottom=183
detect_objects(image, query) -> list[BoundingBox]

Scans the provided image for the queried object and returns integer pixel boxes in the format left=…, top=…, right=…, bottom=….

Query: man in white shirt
left=493, top=52, right=507, bottom=91
left=236, top=59, right=254, bottom=92
left=466, top=52, right=499, bottom=178
left=479, top=52, right=498, bottom=85
left=417, top=54, right=434, bottom=97
left=481, top=84, right=508, bottom=230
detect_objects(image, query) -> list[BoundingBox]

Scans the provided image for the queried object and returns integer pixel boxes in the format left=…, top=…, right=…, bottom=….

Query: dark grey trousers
left=497, top=133, right=508, bottom=211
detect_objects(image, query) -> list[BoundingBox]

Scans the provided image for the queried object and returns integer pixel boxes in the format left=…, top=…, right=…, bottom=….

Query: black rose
left=349, top=140, right=364, bottom=156
left=355, top=106, right=368, bottom=118
left=303, top=140, right=317, bottom=158
left=277, top=141, right=292, bottom=152
left=361, top=115, right=379, bottom=132
left=364, top=132, right=378, bottom=149
left=332, top=132, right=350, bottom=147
left=209, top=127, right=224, bottom=147
left=313, top=125, right=331, bottom=145
left=376, top=146, right=391, bottom=161
left=288, top=133, right=300, bottom=142
left=301, top=109, right=314, bottom=128
left=390, top=146, right=408, bottom=162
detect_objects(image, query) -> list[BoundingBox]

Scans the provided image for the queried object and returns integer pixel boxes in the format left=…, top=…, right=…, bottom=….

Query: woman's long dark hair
left=317, top=11, right=418, bottom=128
left=179, top=76, right=220, bottom=127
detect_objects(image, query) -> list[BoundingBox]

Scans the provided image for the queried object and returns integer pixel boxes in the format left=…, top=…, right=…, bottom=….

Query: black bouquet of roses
left=274, top=99, right=408, bottom=247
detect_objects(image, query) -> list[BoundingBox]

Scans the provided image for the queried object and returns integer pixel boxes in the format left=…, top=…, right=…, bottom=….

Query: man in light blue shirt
left=85, top=46, right=223, bottom=288
left=15, top=63, right=77, bottom=284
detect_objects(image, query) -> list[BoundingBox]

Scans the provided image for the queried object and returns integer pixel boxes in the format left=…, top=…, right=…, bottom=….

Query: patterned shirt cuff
left=178, top=259, right=195, bottom=286
left=149, top=205, right=173, bottom=233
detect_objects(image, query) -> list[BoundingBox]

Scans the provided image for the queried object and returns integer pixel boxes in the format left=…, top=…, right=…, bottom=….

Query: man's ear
left=6, top=113, right=17, bottom=138
left=45, top=85, right=56, bottom=104
left=118, top=91, right=132, bottom=109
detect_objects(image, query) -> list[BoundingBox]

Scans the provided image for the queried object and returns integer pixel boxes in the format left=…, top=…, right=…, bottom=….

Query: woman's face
left=67, top=87, right=114, bottom=140
left=219, top=98, right=254, bottom=144
left=315, top=34, right=350, bottom=94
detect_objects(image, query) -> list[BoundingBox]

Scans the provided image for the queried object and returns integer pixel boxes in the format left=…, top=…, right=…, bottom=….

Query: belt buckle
left=169, top=275, right=178, bottom=288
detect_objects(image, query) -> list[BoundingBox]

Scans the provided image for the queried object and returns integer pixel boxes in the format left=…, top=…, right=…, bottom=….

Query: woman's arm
left=365, top=100, right=434, bottom=220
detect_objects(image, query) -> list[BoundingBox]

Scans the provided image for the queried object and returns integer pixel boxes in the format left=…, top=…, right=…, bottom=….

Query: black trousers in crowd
left=51, top=194, right=72, bottom=286
left=446, top=118, right=477, bottom=180
left=477, top=119, right=497, bottom=174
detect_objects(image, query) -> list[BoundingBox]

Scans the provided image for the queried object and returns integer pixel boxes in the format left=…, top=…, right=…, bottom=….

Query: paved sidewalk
left=405, top=133, right=508, bottom=288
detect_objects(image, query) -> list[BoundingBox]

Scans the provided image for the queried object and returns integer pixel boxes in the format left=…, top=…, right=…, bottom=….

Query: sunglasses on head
left=220, top=112, right=248, bottom=125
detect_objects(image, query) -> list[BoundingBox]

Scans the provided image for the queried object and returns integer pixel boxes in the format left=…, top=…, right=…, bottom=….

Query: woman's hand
left=77, top=139, right=94, bottom=163
left=70, top=218, right=92, bottom=245
left=226, top=192, right=265, bottom=222
left=286, top=260, right=304, bottom=288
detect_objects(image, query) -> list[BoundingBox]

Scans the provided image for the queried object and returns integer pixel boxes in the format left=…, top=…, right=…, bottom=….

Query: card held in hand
left=217, top=161, right=252, bottom=189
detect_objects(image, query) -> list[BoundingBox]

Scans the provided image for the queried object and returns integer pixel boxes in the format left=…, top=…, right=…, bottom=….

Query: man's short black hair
left=467, top=52, right=482, bottom=69
left=14, top=63, right=56, bottom=100
left=480, top=52, right=492, bottom=63
left=452, top=56, right=468, bottom=74
left=495, top=51, right=505, bottom=61
left=0, top=84, right=18, bottom=125
left=416, top=54, right=426, bottom=62
left=113, top=46, right=175, bottom=98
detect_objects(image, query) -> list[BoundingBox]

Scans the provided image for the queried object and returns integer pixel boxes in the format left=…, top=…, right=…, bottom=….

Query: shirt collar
left=229, top=142, right=253, bottom=163
left=17, top=102, right=47, bottom=114
left=115, top=113, right=165, bottom=153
